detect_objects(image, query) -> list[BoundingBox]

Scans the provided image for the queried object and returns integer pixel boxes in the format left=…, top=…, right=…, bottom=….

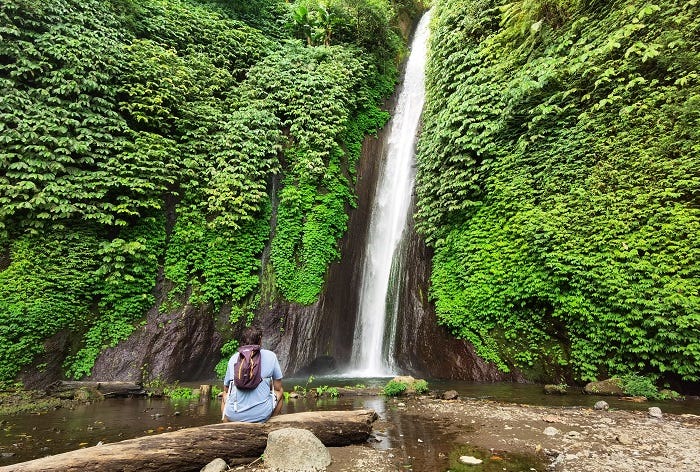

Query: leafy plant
left=215, top=339, right=240, bottom=380
left=164, top=385, right=199, bottom=401
left=413, top=379, right=429, bottom=394
left=620, top=373, right=666, bottom=400
left=417, top=0, right=700, bottom=384
left=383, top=380, right=408, bottom=396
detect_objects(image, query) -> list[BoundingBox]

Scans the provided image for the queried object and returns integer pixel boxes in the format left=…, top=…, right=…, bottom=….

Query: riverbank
left=238, top=394, right=700, bottom=471
left=2, top=385, right=698, bottom=471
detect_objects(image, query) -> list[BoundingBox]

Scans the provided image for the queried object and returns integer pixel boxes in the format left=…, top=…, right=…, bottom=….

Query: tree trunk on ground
left=50, top=381, right=146, bottom=397
left=1, top=410, right=378, bottom=472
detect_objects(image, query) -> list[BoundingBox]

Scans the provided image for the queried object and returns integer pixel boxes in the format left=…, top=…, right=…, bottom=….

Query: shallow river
left=1, top=379, right=697, bottom=469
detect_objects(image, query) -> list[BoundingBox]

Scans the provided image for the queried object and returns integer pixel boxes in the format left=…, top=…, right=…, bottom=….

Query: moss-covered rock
left=584, top=378, right=624, bottom=396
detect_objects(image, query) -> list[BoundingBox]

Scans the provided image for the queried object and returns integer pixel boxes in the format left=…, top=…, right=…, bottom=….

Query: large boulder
left=584, top=378, right=624, bottom=396
left=263, top=427, right=331, bottom=471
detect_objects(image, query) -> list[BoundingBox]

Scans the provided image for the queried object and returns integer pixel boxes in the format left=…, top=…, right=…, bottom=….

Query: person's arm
left=221, top=357, right=234, bottom=422
left=221, top=384, right=229, bottom=420
left=272, top=379, right=283, bottom=417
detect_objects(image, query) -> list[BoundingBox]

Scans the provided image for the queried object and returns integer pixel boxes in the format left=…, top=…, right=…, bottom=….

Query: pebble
left=459, top=455, right=483, bottom=465
left=544, top=426, right=560, bottom=436
left=616, top=433, right=633, bottom=445
left=594, top=401, right=609, bottom=411
left=648, top=407, right=663, bottom=419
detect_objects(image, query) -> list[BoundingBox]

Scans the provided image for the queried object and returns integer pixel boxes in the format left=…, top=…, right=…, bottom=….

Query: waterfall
left=348, top=11, right=431, bottom=376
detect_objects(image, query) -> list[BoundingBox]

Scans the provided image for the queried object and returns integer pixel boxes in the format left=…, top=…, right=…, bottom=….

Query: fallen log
left=1, top=409, right=377, bottom=472
left=49, top=381, right=146, bottom=398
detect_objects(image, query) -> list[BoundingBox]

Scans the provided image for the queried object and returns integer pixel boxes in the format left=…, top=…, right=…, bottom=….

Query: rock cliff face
left=87, top=302, right=223, bottom=382
left=46, top=123, right=516, bottom=384
left=254, top=128, right=386, bottom=377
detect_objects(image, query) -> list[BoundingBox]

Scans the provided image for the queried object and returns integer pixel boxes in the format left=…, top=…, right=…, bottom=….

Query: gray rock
left=594, top=400, right=609, bottom=410
left=544, top=426, right=560, bottom=436
left=648, top=407, right=663, bottom=418
left=200, top=458, right=228, bottom=472
left=264, top=427, right=331, bottom=472
left=442, top=390, right=459, bottom=400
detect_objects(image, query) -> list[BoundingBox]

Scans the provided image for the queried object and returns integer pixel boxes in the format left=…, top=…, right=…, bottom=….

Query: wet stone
left=594, top=401, right=609, bottom=411
left=442, top=390, right=459, bottom=400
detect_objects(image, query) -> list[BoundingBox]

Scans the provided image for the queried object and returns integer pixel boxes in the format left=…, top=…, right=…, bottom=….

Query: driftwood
left=1, top=409, right=378, bottom=472
left=49, top=381, right=146, bottom=398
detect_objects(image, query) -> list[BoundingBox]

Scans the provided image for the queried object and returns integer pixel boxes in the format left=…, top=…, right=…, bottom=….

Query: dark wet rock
left=594, top=400, right=609, bottom=410
left=648, top=407, right=663, bottom=418
left=88, top=302, right=223, bottom=382
left=20, top=331, right=73, bottom=389
left=263, top=427, right=331, bottom=471
left=584, top=378, right=624, bottom=396
left=200, top=458, right=228, bottom=472
left=442, top=390, right=459, bottom=400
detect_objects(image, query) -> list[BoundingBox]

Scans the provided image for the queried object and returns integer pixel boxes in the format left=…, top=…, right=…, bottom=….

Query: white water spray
left=348, top=11, right=431, bottom=376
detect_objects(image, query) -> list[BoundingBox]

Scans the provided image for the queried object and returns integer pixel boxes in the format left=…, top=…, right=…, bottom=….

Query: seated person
left=221, top=326, right=283, bottom=423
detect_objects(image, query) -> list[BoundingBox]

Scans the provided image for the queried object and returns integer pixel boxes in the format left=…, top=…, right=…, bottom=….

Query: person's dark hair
left=240, top=326, right=263, bottom=346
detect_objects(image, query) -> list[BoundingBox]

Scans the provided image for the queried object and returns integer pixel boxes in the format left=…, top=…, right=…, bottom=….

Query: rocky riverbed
left=234, top=394, right=700, bottom=471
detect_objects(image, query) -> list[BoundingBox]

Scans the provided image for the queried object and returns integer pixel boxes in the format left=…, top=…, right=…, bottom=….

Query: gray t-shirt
left=222, top=348, right=283, bottom=423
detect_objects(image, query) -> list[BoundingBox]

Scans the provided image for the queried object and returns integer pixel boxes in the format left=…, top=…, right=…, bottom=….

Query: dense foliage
left=0, top=0, right=409, bottom=381
left=418, top=0, right=699, bottom=383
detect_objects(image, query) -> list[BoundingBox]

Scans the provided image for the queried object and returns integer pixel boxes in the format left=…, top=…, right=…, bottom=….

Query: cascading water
left=348, top=11, right=431, bottom=376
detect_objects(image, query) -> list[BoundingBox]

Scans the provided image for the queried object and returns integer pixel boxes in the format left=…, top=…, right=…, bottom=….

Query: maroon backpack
left=233, top=344, right=263, bottom=389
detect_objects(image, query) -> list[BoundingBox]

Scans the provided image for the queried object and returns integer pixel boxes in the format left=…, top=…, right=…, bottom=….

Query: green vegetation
left=291, top=376, right=339, bottom=398
left=382, top=379, right=408, bottom=396
left=164, top=385, right=199, bottom=401
left=314, top=385, right=340, bottom=398
left=413, top=379, right=429, bottom=394
left=417, top=0, right=700, bottom=384
left=0, top=0, right=414, bottom=383
left=620, top=373, right=680, bottom=400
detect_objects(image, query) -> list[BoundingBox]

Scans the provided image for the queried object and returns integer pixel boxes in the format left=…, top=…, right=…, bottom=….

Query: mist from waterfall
left=348, top=11, right=431, bottom=376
